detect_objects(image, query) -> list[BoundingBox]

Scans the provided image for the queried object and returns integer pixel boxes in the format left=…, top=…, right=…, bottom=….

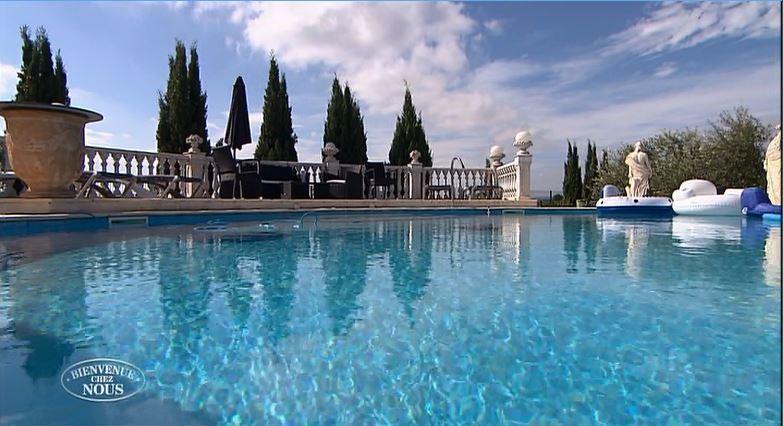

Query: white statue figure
left=625, top=141, right=651, bottom=197
left=764, top=125, right=781, bottom=205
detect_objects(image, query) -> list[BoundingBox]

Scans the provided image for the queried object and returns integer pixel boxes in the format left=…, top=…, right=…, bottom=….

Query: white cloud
left=0, top=62, right=18, bottom=100
left=653, top=62, right=678, bottom=78
left=605, top=2, right=780, bottom=56
left=85, top=128, right=116, bottom=147
left=483, top=19, right=504, bottom=35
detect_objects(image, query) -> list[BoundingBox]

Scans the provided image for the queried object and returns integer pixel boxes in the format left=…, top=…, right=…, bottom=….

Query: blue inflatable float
left=741, top=187, right=781, bottom=217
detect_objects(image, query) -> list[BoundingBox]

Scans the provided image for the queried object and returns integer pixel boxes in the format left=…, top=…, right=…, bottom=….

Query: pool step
left=108, top=216, right=149, bottom=228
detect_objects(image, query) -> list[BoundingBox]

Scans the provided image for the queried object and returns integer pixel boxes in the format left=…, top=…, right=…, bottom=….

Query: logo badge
left=61, top=358, right=145, bottom=402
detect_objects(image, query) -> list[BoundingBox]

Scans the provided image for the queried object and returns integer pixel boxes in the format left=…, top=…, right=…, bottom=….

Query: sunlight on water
left=0, top=214, right=780, bottom=424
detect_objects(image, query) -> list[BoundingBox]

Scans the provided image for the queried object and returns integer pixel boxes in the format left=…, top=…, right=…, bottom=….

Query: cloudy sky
left=0, top=1, right=780, bottom=189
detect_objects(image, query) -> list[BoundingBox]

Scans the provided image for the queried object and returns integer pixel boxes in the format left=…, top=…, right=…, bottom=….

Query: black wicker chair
left=365, top=162, right=395, bottom=199
left=314, top=168, right=364, bottom=199
left=213, top=146, right=258, bottom=199
left=256, top=163, right=310, bottom=199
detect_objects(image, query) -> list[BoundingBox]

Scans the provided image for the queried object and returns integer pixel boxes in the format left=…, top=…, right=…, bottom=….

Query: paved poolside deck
left=0, top=197, right=538, bottom=215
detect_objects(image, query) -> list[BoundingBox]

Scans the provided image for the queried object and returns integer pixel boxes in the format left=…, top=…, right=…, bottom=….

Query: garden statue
left=625, top=141, right=651, bottom=197
left=764, top=125, right=781, bottom=205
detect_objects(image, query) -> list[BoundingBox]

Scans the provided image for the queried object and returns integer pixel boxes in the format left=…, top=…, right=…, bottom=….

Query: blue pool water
left=0, top=213, right=780, bottom=424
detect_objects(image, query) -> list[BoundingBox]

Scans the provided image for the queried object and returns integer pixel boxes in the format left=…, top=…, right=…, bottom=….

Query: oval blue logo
left=60, top=358, right=145, bottom=402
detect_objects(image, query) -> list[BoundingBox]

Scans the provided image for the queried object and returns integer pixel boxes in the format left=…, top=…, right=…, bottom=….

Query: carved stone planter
left=0, top=102, right=102, bottom=197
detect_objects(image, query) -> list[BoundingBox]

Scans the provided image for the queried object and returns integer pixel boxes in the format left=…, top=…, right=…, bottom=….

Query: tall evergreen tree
left=15, top=26, right=34, bottom=102
left=187, top=44, right=209, bottom=153
left=323, top=77, right=344, bottom=152
left=255, top=55, right=298, bottom=161
left=388, top=86, right=433, bottom=166
left=562, top=141, right=583, bottom=206
left=53, top=51, right=70, bottom=105
left=583, top=140, right=599, bottom=203
left=322, top=77, right=368, bottom=164
left=15, top=26, right=69, bottom=105
left=34, top=28, right=56, bottom=102
left=155, top=93, right=171, bottom=152
left=156, top=40, right=209, bottom=154
left=599, top=149, right=609, bottom=174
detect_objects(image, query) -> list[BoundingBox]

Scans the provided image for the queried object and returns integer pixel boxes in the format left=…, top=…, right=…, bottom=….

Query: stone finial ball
left=514, top=131, right=532, bottom=145
left=490, top=145, right=504, bottom=157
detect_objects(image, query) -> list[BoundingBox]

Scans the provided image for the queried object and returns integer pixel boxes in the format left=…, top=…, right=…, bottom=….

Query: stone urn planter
left=0, top=102, right=102, bottom=197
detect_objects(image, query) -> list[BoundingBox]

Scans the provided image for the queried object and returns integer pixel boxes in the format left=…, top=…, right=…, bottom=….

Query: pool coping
left=0, top=202, right=596, bottom=237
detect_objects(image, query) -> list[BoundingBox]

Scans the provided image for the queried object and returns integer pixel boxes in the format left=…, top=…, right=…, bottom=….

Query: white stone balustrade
left=83, top=129, right=534, bottom=201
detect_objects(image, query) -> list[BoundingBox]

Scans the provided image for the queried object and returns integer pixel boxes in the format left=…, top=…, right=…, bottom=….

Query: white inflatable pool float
left=671, top=180, right=742, bottom=216
left=596, top=185, right=673, bottom=215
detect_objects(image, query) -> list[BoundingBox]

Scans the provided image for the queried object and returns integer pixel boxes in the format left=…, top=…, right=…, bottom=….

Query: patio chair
left=75, top=171, right=202, bottom=199
left=365, top=162, right=395, bottom=199
left=256, top=163, right=310, bottom=199
left=212, top=146, right=257, bottom=199
left=314, top=167, right=364, bottom=199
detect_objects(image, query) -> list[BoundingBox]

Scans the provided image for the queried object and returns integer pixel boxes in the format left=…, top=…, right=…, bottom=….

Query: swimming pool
left=0, top=213, right=780, bottom=424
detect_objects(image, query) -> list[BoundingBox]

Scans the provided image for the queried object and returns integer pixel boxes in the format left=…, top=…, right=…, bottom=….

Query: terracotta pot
left=0, top=102, right=102, bottom=198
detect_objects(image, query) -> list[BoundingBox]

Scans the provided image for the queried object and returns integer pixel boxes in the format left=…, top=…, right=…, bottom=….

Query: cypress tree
left=583, top=140, right=598, bottom=202
left=279, top=76, right=298, bottom=161
left=388, top=86, right=433, bottom=166
left=342, top=85, right=367, bottom=164
left=15, top=26, right=34, bottom=102
left=168, top=41, right=190, bottom=154
left=187, top=43, right=209, bottom=153
left=34, top=28, right=56, bottom=103
left=255, top=55, right=298, bottom=161
left=599, top=149, right=609, bottom=174
left=322, top=77, right=368, bottom=164
left=53, top=51, right=70, bottom=105
left=156, top=40, right=208, bottom=154
left=155, top=93, right=171, bottom=152
left=323, top=77, right=344, bottom=154
left=562, top=143, right=572, bottom=204
left=15, top=26, right=69, bottom=105
left=562, top=141, right=583, bottom=206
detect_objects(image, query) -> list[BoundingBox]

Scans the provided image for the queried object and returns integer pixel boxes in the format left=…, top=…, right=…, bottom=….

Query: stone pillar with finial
left=408, top=150, right=423, bottom=199
left=183, top=134, right=206, bottom=197
left=512, top=131, right=533, bottom=199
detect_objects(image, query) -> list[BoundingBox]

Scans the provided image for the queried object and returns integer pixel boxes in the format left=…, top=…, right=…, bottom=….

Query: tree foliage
left=323, top=77, right=367, bottom=164
left=14, top=26, right=69, bottom=105
left=596, top=107, right=772, bottom=196
left=156, top=40, right=209, bottom=153
left=255, top=55, right=298, bottom=161
left=562, top=140, right=583, bottom=206
left=389, top=86, right=433, bottom=166
left=583, top=140, right=599, bottom=204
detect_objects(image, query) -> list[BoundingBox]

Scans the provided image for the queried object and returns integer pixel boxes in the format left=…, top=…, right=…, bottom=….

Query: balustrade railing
left=81, top=145, right=531, bottom=201
left=423, top=167, right=498, bottom=199
left=496, top=162, right=518, bottom=201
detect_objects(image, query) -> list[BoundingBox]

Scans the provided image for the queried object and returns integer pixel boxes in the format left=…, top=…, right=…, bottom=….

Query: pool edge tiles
left=0, top=207, right=597, bottom=238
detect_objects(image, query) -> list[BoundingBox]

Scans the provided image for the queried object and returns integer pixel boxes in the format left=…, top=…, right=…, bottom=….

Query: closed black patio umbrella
left=224, top=76, right=252, bottom=159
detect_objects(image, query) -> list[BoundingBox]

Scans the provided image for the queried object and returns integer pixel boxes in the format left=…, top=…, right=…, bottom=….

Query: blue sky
left=0, top=1, right=780, bottom=190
